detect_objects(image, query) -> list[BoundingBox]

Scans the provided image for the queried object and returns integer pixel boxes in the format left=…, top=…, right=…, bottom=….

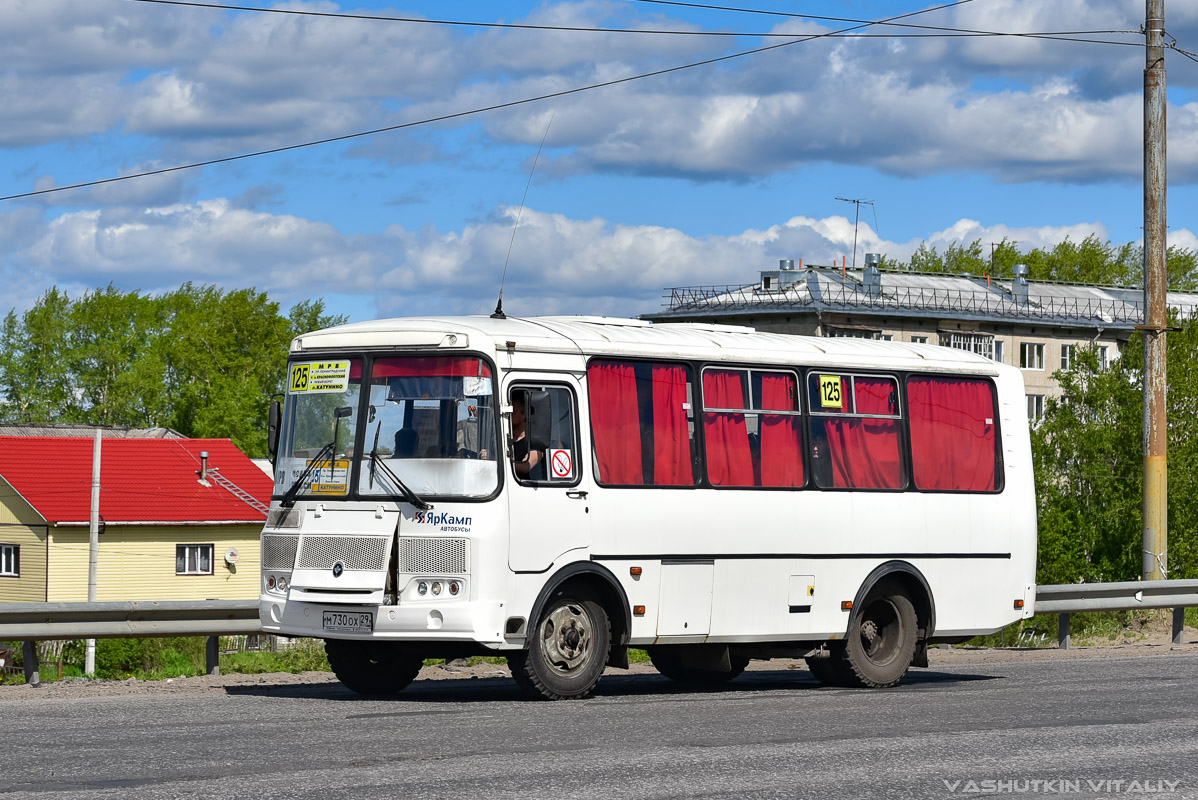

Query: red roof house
left=0, top=436, right=272, bottom=602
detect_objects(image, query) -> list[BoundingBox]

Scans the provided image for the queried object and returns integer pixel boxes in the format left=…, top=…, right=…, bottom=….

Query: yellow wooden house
left=0, top=436, right=271, bottom=602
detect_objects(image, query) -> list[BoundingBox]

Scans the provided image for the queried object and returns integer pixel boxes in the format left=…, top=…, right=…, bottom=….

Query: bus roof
left=291, top=315, right=1005, bottom=376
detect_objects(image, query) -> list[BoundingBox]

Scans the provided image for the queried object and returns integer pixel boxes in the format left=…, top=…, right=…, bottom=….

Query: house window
left=827, top=326, right=881, bottom=340
left=911, top=336, right=929, bottom=345
left=176, top=544, right=214, bottom=576
left=943, top=332, right=995, bottom=361
left=1061, top=344, right=1076, bottom=371
left=1020, top=342, right=1045, bottom=370
left=0, top=544, right=18, bottom=577
left=1097, top=345, right=1109, bottom=370
left=1027, top=394, right=1045, bottom=422
left=993, top=341, right=1005, bottom=363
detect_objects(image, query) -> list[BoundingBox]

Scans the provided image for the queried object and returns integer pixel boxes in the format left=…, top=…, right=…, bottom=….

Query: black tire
left=804, top=648, right=851, bottom=687
left=510, top=588, right=610, bottom=700
left=813, top=579, right=918, bottom=688
left=647, top=647, right=749, bottom=687
left=324, top=639, right=423, bottom=696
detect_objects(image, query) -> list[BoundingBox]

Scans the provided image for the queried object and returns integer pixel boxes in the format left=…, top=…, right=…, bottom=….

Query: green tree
left=1033, top=319, right=1198, bottom=584
left=0, top=284, right=345, bottom=457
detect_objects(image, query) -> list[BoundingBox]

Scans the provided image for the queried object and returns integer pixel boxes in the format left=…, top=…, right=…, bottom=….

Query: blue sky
left=2, top=0, right=1197, bottom=322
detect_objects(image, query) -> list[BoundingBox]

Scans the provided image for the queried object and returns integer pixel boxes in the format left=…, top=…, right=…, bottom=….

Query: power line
left=1, top=0, right=977, bottom=203
left=122, top=0, right=1139, bottom=45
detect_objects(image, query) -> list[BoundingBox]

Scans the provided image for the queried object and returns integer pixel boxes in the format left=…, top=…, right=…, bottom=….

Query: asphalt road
left=3, top=655, right=1198, bottom=800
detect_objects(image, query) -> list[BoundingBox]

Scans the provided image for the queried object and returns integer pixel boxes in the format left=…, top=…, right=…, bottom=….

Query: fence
left=661, top=281, right=1148, bottom=326
left=2, top=582, right=1197, bottom=684
left=0, top=600, right=259, bottom=684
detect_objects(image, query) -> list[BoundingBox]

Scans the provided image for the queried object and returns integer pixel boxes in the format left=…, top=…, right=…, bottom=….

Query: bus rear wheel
left=509, top=589, right=610, bottom=700
left=324, top=639, right=424, bottom=696
left=806, top=580, right=918, bottom=688
left=647, top=647, right=749, bottom=688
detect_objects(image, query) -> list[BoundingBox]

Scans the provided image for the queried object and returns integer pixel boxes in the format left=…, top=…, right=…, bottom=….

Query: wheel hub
left=541, top=603, right=592, bottom=673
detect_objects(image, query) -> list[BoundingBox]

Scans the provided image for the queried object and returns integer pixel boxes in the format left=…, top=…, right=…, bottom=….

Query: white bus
left=260, top=316, right=1036, bottom=699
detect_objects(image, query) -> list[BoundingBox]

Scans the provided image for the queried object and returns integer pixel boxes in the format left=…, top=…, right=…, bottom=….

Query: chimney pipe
left=199, top=451, right=210, bottom=484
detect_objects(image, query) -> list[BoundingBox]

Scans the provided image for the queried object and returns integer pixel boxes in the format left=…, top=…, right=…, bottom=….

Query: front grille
left=399, top=537, right=469, bottom=575
left=295, top=536, right=389, bottom=571
left=262, top=535, right=299, bottom=571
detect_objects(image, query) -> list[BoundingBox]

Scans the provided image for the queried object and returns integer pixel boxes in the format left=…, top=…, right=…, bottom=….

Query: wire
left=1, top=0, right=978, bottom=203
left=122, top=0, right=1138, bottom=43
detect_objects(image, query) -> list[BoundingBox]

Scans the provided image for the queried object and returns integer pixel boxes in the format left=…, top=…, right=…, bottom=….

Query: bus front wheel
left=324, top=639, right=423, bottom=696
left=806, top=580, right=918, bottom=688
left=509, top=588, right=610, bottom=700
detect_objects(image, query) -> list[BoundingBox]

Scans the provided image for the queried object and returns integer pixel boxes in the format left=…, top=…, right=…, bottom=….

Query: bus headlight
left=448, top=581, right=460, bottom=596
left=431, top=581, right=443, bottom=596
left=417, top=581, right=428, bottom=596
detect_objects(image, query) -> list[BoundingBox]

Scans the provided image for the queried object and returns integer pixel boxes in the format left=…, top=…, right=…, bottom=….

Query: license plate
left=322, top=611, right=373, bottom=632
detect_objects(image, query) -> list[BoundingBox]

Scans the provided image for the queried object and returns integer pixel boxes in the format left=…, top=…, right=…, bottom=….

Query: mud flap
left=911, top=639, right=929, bottom=669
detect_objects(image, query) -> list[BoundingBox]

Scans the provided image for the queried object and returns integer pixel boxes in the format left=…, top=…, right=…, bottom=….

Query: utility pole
left=85, top=429, right=101, bottom=676
left=1142, top=0, right=1167, bottom=582
left=836, top=196, right=874, bottom=271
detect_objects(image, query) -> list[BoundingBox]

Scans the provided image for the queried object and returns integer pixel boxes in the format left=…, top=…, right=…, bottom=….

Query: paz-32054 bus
left=260, top=316, right=1036, bottom=699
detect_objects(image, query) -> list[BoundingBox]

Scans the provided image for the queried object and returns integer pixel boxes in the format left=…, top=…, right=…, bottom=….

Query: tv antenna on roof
left=836, top=196, right=875, bottom=271
left=492, top=109, right=557, bottom=320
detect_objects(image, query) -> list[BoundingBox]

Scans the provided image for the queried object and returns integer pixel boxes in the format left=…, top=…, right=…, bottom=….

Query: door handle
left=566, top=490, right=589, bottom=500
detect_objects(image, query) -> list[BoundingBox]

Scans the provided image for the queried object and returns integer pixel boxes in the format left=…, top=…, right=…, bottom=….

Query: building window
left=911, top=336, right=929, bottom=345
left=826, top=326, right=881, bottom=340
left=1027, top=394, right=1045, bottom=422
left=943, top=332, right=995, bottom=361
left=176, top=544, right=214, bottom=576
left=1020, top=342, right=1045, bottom=370
left=1061, top=344, right=1076, bottom=371
left=881, top=334, right=893, bottom=342
left=1097, top=345, right=1109, bottom=370
left=0, top=544, right=18, bottom=577
left=993, top=341, right=1005, bottom=363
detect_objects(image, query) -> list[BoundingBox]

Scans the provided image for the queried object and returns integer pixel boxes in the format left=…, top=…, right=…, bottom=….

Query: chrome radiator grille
left=399, top=537, right=469, bottom=575
left=295, top=536, right=389, bottom=571
left=262, top=534, right=299, bottom=571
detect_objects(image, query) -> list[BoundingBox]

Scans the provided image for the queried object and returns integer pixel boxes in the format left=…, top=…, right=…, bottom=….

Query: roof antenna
left=492, top=109, right=556, bottom=320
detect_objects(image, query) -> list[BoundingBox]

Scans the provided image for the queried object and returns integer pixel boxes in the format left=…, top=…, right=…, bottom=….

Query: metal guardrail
left=0, top=599, right=260, bottom=640
left=1034, top=579, right=1198, bottom=649
left=1, top=581, right=1195, bottom=682
left=0, top=600, right=261, bottom=683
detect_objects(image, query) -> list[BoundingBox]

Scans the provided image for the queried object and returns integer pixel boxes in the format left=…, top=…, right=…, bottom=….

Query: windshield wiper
left=279, top=405, right=352, bottom=508
left=366, top=434, right=431, bottom=511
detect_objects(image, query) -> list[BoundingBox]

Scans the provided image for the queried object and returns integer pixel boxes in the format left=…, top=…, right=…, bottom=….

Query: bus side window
left=509, top=385, right=580, bottom=487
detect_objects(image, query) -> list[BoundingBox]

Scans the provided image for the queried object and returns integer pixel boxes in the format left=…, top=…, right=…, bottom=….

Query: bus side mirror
left=527, top=390, right=551, bottom=452
left=267, top=399, right=281, bottom=457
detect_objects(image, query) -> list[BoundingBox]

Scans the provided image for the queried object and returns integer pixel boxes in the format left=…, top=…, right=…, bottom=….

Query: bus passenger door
left=505, top=379, right=592, bottom=572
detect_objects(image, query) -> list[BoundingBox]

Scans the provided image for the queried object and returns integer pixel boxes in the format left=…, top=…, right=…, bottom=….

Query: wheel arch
left=850, top=560, right=936, bottom=641
left=527, top=561, right=631, bottom=652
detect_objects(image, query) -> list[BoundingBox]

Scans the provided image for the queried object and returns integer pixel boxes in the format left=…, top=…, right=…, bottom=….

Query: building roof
left=0, top=437, right=272, bottom=525
left=646, top=264, right=1198, bottom=330
left=0, top=424, right=185, bottom=439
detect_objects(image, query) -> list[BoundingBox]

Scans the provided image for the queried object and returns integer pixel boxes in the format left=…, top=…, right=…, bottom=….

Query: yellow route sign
left=289, top=361, right=350, bottom=394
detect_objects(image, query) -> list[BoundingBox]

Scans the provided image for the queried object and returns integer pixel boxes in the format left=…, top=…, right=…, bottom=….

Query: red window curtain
left=588, top=362, right=644, bottom=485
left=371, top=357, right=491, bottom=378
left=758, top=373, right=803, bottom=487
left=854, top=376, right=896, bottom=415
left=703, top=370, right=754, bottom=486
left=652, top=364, right=693, bottom=485
left=812, top=376, right=902, bottom=489
left=908, top=377, right=997, bottom=491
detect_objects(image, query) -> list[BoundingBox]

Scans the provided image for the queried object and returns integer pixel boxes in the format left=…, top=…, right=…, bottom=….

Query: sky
left=2, top=0, right=1198, bottom=323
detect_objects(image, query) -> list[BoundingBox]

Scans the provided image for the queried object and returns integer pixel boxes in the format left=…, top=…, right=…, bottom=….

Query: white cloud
left=11, top=199, right=1177, bottom=320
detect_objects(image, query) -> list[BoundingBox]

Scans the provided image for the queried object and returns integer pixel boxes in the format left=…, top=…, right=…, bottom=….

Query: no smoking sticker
left=549, top=448, right=573, bottom=480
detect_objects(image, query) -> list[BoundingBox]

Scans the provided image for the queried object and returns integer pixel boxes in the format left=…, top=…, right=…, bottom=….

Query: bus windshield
left=359, top=356, right=498, bottom=499
left=275, top=355, right=499, bottom=501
